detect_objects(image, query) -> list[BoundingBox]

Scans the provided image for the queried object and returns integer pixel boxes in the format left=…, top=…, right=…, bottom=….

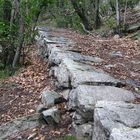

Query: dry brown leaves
left=7, top=45, right=52, bottom=94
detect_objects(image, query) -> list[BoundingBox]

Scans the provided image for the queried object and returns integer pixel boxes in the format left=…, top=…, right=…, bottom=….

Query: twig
left=80, top=23, right=96, bottom=37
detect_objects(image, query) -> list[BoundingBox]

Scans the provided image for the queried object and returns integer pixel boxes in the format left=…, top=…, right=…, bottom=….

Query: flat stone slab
left=68, top=85, right=136, bottom=121
left=0, top=114, right=40, bottom=140
left=55, top=59, right=121, bottom=88
left=48, top=45, right=103, bottom=66
left=93, top=101, right=140, bottom=140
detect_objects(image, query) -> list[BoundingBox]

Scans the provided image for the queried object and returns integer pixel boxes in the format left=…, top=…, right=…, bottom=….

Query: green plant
left=104, top=17, right=115, bottom=29
left=0, top=69, right=11, bottom=80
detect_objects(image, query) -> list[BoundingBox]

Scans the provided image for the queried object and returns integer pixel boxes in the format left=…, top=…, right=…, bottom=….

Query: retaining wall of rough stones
left=36, top=28, right=140, bottom=140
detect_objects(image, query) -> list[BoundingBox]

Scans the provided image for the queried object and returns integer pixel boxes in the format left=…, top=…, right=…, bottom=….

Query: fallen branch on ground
left=80, top=23, right=96, bottom=38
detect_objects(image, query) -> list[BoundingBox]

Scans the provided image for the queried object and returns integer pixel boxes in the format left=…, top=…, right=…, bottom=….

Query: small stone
left=73, top=123, right=92, bottom=140
left=72, top=112, right=86, bottom=125
left=42, top=107, right=60, bottom=125
left=113, top=34, right=120, bottom=39
left=41, top=89, right=66, bottom=107
left=109, top=51, right=123, bottom=58
left=61, top=90, right=70, bottom=100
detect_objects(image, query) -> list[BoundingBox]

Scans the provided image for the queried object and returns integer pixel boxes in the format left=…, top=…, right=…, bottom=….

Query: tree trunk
left=31, top=2, right=46, bottom=42
left=123, top=0, right=128, bottom=28
left=2, top=0, right=12, bottom=23
left=94, top=0, right=101, bottom=29
left=116, top=0, right=121, bottom=35
left=2, top=46, right=9, bottom=69
left=1, top=0, right=12, bottom=68
left=12, top=17, right=24, bottom=68
left=10, top=0, right=19, bottom=29
left=71, top=0, right=92, bottom=30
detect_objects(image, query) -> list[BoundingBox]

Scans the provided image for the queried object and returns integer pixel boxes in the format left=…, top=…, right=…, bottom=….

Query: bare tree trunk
left=1, top=0, right=12, bottom=68
left=123, top=0, right=127, bottom=27
left=94, top=0, right=101, bottom=29
left=70, top=0, right=92, bottom=30
left=2, top=46, right=9, bottom=69
left=31, top=10, right=42, bottom=42
left=10, top=0, right=19, bottom=29
left=2, top=0, right=12, bottom=23
left=31, top=2, right=46, bottom=42
left=12, top=17, right=24, bottom=68
left=116, top=0, right=121, bottom=35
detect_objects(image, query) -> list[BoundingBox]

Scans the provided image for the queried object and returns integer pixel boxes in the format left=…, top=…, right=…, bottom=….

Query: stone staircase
left=36, top=28, right=140, bottom=140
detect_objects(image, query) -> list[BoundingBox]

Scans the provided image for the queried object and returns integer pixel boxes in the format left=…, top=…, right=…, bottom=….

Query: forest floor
left=0, top=28, right=140, bottom=139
